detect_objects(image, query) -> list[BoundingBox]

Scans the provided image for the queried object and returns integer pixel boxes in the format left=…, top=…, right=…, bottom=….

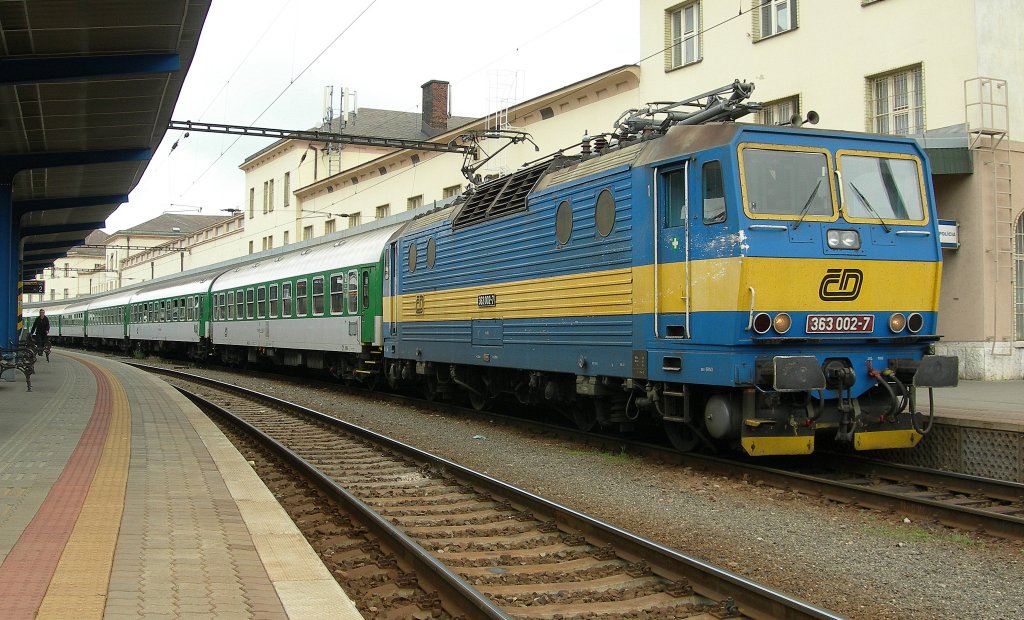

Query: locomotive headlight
left=827, top=229, right=861, bottom=250
left=773, top=313, right=792, bottom=334
left=888, top=313, right=907, bottom=333
left=907, top=312, right=924, bottom=333
left=752, top=312, right=772, bottom=334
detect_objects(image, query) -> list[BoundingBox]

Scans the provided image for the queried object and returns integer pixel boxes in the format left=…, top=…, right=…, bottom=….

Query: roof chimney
left=421, top=79, right=450, bottom=136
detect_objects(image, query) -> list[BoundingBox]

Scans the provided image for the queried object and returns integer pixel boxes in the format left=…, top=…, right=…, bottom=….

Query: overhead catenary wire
left=173, top=0, right=770, bottom=212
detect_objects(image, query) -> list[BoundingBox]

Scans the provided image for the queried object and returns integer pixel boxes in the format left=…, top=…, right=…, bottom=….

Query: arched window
left=1015, top=211, right=1024, bottom=340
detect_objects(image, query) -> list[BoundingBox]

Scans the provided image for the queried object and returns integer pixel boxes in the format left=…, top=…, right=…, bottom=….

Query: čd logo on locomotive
left=818, top=268, right=863, bottom=301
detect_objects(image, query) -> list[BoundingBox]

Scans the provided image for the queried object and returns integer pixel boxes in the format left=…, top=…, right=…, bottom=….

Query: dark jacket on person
left=30, top=315, right=50, bottom=336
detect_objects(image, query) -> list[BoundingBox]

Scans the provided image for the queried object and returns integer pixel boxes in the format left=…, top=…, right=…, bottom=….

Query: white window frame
left=867, top=65, right=925, bottom=135
left=759, top=0, right=794, bottom=39
left=758, top=95, right=800, bottom=126
left=669, top=2, right=700, bottom=69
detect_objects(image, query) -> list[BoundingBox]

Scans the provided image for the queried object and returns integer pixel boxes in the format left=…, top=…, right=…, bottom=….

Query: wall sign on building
left=938, top=219, right=959, bottom=250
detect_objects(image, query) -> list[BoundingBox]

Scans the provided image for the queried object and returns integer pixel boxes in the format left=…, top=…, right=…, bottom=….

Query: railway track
left=138, top=363, right=840, bottom=620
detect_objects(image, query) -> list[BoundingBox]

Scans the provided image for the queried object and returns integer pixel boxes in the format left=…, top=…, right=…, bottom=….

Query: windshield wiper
left=792, top=178, right=822, bottom=230
left=849, top=182, right=891, bottom=233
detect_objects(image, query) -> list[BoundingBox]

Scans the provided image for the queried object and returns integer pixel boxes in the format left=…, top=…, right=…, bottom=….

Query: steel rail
left=176, top=385, right=510, bottom=620
left=138, top=363, right=842, bottom=620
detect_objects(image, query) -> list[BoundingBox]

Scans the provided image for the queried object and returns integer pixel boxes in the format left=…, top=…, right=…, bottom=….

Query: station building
left=639, top=0, right=1022, bottom=379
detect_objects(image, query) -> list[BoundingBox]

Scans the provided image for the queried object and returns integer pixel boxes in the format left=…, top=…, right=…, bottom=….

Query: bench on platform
left=0, top=344, right=35, bottom=391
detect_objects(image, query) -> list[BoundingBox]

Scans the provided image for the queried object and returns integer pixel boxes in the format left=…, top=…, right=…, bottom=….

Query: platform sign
left=938, top=219, right=959, bottom=250
left=22, top=280, right=45, bottom=294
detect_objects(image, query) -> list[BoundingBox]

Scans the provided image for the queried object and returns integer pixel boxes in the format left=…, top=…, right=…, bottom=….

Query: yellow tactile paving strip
left=36, top=358, right=130, bottom=619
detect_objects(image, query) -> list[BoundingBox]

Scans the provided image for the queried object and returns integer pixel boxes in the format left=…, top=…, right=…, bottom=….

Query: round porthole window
left=555, top=200, right=573, bottom=245
left=426, top=237, right=436, bottom=269
left=408, top=241, right=418, bottom=273
left=595, top=188, right=615, bottom=237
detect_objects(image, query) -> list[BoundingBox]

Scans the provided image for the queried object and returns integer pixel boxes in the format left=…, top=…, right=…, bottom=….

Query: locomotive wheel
left=467, top=390, right=489, bottom=411
left=665, top=422, right=701, bottom=453
left=572, top=405, right=598, bottom=432
left=422, top=376, right=439, bottom=401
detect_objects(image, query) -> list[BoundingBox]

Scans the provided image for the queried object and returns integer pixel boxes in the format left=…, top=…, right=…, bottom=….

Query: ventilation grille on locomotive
left=452, top=163, right=550, bottom=229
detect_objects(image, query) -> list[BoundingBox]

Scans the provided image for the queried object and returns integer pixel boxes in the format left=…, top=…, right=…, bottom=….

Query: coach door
left=654, top=163, right=691, bottom=340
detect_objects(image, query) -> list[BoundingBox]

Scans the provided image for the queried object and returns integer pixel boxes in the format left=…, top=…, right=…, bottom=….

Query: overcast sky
left=105, top=0, right=641, bottom=232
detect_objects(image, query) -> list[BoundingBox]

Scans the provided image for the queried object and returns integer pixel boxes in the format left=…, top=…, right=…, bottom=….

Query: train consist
left=32, top=82, right=958, bottom=456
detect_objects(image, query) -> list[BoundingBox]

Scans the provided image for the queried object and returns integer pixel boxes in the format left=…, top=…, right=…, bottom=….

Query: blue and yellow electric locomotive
left=384, top=82, right=958, bottom=456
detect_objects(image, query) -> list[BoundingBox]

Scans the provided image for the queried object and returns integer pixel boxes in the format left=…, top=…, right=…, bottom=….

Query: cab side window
left=702, top=160, right=726, bottom=224
left=662, top=167, right=686, bottom=227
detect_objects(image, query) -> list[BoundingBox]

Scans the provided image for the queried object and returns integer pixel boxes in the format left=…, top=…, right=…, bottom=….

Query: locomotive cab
left=645, top=124, right=958, bottom=455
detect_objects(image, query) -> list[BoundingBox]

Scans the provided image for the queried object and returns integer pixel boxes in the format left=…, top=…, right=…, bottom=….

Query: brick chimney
left=421, top=80, right=450, bottom=136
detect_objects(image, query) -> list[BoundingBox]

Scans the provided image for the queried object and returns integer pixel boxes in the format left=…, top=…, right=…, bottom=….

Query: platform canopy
left=1, top=0, right=211, bottom=343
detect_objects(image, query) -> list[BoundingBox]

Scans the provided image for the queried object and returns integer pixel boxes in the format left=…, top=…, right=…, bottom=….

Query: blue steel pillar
left=1, top=177, right=16, bottom=347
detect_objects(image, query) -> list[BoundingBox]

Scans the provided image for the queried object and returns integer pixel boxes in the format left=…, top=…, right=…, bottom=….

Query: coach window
left=269, top=284, right=279, bottom=317
left=661, top=166, right=687, bottom=227
left=408, top=241, right=418, bottom=273
left=179, top=297, right=186, bottom=320
left=227, top=291, right=235, bottom=319
left=171, top=299, right=178, bottom=321
left=257, top=286, right=267, bottom=318
left=312, top=277, right=325, bottom=315
left=426, top=237, right=436, bottom=269
left=187, top=297, right=194, bottom=321
left=160, top=301, right=167, bottom=322
left=296, top=279, right=308, bottom=316
left=283, top=282, right=293, bottom=317
left=702, top=161, right=726, bottom=223
left=235, top=289, right=244, bottom=320
left=246, top=288, right=255, bottom=319
left=330, top=274, right=344, bottom=314
left=348, top=270, right=358, bottom=314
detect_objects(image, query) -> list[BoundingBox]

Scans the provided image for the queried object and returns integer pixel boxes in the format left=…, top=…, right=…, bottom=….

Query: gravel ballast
left=152, top=362, right=1024, bottom=619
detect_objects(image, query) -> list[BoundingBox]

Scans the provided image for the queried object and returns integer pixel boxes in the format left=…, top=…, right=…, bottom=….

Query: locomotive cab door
left=654, top=163, right=691, bottom=339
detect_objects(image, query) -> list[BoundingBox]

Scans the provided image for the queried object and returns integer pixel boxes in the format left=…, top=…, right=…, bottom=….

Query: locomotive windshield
left=740, top=148, right=833, bottom=218
left=838, top=154, right=926, bottom=222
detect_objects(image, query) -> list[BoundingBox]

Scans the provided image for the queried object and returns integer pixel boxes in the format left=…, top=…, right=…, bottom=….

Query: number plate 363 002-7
left=805, top=314, right=874, bottom=333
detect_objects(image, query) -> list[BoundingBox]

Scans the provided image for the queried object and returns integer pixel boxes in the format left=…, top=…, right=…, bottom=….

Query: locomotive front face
left=659, top=131, right=957, bottom=456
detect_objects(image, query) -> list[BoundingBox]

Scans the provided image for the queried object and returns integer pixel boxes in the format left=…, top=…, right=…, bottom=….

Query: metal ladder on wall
left=965, top=77, right=1014, bottom=355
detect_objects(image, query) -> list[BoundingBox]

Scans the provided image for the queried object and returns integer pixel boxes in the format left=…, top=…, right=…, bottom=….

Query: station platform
left=0, top=350, right=361, bottom=619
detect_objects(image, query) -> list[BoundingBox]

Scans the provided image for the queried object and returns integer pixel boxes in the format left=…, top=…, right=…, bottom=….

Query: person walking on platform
left=30, top=309, right=50, bottom=358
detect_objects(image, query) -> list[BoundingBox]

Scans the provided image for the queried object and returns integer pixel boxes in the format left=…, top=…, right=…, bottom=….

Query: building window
left=248, top=240, right=254, bottom=254
left=262, top=181, right=269, bottom=214
left=759, top=95, right=800, bottom=126
left=377, top=204, right=391, bottom=219
left=249, top=187, right=255, bottom=218
left=303, top=225, right=313, bottom=241
left=348, top=213, right=361, bottom=228
left=753, top=0, right=795, bottom=41
left=1016, top=212, right=1024, bottom=340
left=667, top=2, right=700, bottom=69
left=407, top=195, right=422, bottom=210
left=283, top=230, right=289, bottom=245
left=443, top=184, right=461, bottom=199
left=324, top=219, right=336, bottom=235
left=867, top=64, right=924, bottom=135
left=283, top=172, right=291, bottom=207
